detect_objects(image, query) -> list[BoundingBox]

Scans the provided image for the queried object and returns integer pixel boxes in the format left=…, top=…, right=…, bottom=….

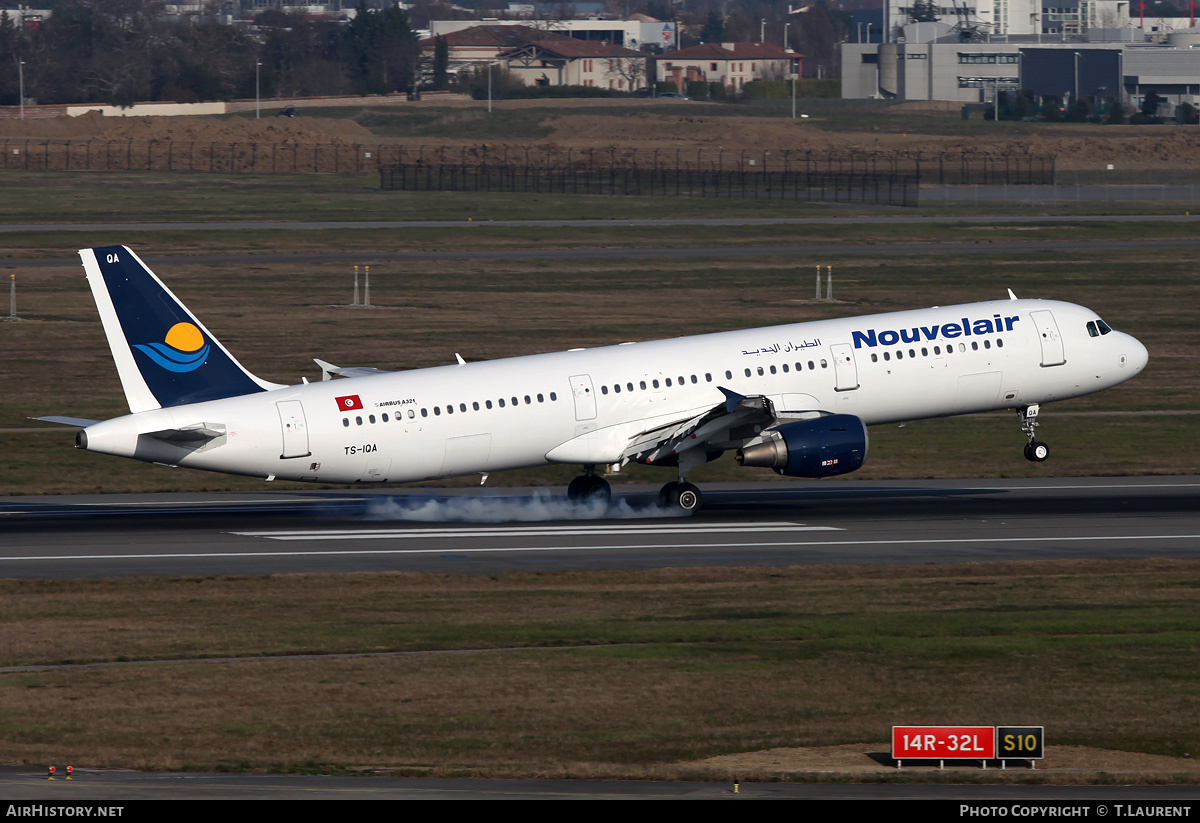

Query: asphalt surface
left=2, top=767, right=1200, bottom=801
left=2, top=477, right=1198, bottom=579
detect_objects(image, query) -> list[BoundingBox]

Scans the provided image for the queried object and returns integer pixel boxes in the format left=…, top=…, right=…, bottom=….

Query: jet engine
left=735, top=414, right=868, bottom=478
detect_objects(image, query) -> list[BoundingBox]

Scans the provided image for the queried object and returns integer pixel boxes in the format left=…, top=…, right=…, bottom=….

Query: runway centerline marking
left=231, top=522, right=836, bottom=541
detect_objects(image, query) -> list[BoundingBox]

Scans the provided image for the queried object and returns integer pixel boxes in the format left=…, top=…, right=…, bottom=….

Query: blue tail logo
left=133, top=322, right=211, bottom=373
left=82, top=245, right=280, bottom=411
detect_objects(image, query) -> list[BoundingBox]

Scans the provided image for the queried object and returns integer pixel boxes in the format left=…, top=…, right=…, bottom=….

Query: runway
left=3, top=476, right=1198, bottom=579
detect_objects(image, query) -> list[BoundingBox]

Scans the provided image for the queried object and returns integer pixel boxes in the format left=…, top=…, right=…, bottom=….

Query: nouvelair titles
left=852, top=314, right=1021, bottom=349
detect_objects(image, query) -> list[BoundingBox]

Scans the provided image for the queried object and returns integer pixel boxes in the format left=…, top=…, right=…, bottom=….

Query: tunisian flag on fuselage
left=335, top=394, right=364, bottom=411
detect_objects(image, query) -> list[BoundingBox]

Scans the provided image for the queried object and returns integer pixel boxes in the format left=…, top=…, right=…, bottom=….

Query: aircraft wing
left=314, top=358, right=394, bottom=381
left=619, top=388, right=822, bottom=466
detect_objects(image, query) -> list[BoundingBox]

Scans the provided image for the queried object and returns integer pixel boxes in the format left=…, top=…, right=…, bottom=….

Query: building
left=429, top=18, right=677, bottom=52
left=843, top=26, right=1200, bottom=111
left=501, top=39, right=648, bottom=89
left=656, top=42, right=801, bottom=95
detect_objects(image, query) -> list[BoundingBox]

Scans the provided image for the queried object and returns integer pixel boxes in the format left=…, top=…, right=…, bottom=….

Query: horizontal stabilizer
left=33, top=416, right=102, bottom=428
left=314, top=358, right=393, bottom=381
left=144, top=423, right=226, bottom=443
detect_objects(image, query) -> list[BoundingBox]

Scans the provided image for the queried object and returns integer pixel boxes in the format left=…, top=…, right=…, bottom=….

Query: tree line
left=0, top=0, right=850, bottom=108
left=0, top=0, right=421, bottom=107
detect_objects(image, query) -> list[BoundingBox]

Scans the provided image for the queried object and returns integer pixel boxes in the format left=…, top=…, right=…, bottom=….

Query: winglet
left=718, top=386, right=746, bottom=413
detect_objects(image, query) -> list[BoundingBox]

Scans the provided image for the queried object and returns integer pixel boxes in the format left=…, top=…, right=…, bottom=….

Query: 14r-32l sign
left=892, top=726, right=996, bottom=759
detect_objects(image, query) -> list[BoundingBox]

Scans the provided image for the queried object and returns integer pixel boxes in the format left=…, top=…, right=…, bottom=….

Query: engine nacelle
left=735, top=414, right=868, bottom=478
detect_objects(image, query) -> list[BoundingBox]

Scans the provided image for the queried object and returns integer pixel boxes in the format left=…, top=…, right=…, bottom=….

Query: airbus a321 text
left=42, top=246, right=1149, bottom=513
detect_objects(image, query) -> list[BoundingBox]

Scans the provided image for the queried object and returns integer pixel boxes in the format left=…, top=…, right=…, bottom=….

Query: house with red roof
left=657, top=42, right=802, bottom=94
left=500, top=39, right=648, bottom=90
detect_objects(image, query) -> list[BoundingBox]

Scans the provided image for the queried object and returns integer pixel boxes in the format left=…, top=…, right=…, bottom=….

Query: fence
left=0, top=139, right=1056, bottom=185
left=379, top=161, right=919, bottom=206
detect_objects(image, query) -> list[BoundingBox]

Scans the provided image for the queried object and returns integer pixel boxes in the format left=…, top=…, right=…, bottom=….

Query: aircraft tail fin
left=79, top=246, right=283, bottom=413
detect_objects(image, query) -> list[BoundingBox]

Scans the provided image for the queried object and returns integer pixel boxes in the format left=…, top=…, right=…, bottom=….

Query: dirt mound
left=0, top=111, right=377, bottom=145
left=4, top=105, right=1200, bottom=168
left=682, top=744, right=1200, bottom=776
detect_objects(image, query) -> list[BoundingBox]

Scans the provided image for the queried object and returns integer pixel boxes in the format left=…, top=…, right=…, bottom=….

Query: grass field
left=1, top=560, right=1198, bottom=778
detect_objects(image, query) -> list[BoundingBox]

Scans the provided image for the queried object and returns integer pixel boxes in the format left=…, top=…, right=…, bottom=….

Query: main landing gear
left=1018, top=404, right=1050, bottom=463
left=658, top=481, right=702, bottom=512
left=566, top=466, right=611, bottom=505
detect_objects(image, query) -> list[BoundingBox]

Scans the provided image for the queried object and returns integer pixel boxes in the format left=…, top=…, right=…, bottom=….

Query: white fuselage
left=79, top=298, right=1148, bottom=484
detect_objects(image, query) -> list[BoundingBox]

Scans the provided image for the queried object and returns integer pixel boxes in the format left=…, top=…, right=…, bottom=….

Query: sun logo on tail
left=133, top=322, right=211, bottom=373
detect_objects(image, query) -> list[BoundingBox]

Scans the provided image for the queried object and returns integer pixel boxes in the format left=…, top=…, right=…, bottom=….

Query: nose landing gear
left=1018, top=404, right=1050, bottom=462
left=567, top=466, right=611, bottom=504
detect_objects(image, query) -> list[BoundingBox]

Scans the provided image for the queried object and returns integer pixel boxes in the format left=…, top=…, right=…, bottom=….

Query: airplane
left=40, top=245, right=1149, bottom=513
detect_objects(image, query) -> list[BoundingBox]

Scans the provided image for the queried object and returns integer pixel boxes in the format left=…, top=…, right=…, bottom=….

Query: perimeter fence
left=0, top=139, right=1054, bottom=181
left=2, top=139, right=1070, bottom=207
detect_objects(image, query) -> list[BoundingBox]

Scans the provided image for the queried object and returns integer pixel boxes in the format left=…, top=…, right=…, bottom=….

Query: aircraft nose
left=1123, top=333, right=1149, bottom=375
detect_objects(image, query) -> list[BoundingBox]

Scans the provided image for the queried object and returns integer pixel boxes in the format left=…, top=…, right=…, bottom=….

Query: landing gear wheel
left=567, top=476, right=586, bottom=501
left=1024, top=441, right=1050, bottom=463
left=659, top=481, right=702, bottom=512
left=569, top=474, right=611, bottom=505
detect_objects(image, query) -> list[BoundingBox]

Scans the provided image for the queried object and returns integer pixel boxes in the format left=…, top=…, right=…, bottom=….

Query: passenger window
left=446, top=405, right=453, bottom=415
left=342, top=418, right=349, bottom=427
left=498, top=399, right=505, bottom=408
left=639, top=381, right=646, bottom=390
left=485, top=400, right=493, bottom=409
left=473, top=401, right=480, bottom=410
left=769, top=365, right=777, bottom=374
left=356, top=416, right=363, bottom=425
left=744, top=368, right=752, bottom=377
left=408, top=409, right=416, bottom=418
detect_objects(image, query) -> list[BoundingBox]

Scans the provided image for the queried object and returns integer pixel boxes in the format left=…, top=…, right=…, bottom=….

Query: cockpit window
left=1087, top=321, right=1099, bottom=338
left=1097, top=319, right=1112, bottom=335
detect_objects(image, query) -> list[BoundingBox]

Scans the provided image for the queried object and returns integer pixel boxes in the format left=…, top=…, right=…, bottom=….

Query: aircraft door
left=1030, top=310, right=1066, bottom=367
left=569, top=374, right=597, bottom=421
left=831, top=343, right=860, bottom=391
left=277, top=400, right=311, bottom=459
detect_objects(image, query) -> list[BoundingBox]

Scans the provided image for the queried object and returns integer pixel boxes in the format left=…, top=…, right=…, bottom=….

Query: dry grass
left=1, top=560, right=1199, bottom=776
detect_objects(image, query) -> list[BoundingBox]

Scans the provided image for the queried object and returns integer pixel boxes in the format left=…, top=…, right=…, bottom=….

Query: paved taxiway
left=3, top=768, right=1200, bottom=800
left=2, top=476, right=1198, bottom=579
